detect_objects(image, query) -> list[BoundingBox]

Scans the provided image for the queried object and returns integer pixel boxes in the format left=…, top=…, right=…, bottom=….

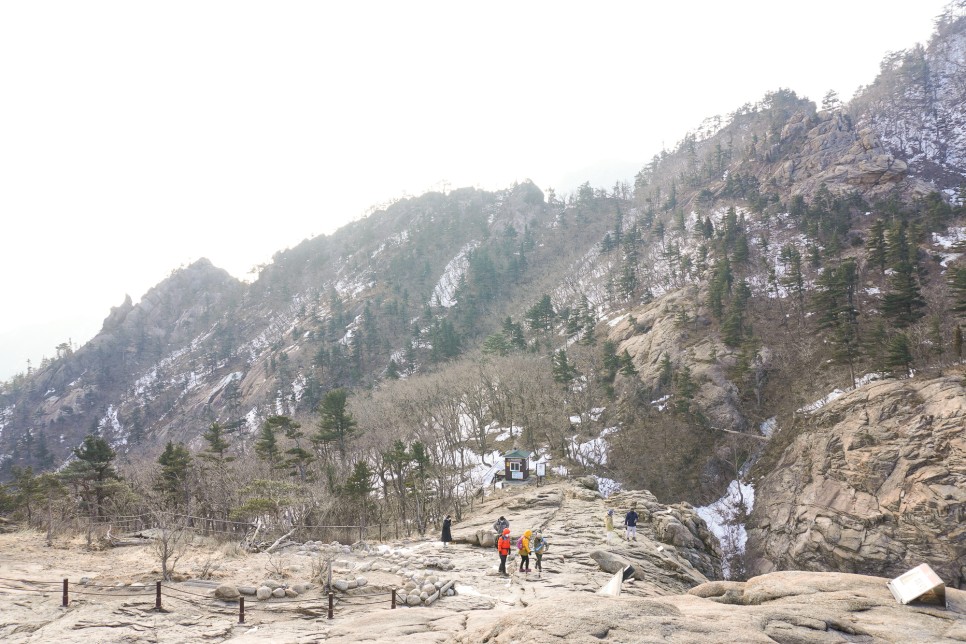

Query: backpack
left=516, top=536, right=524, bottom=550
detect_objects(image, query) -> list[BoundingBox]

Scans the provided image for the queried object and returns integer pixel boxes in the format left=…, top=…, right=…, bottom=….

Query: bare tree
left=151, top=510, right=190, bottom=581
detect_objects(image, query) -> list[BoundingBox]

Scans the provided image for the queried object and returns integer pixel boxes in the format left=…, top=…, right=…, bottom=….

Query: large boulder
left=749, top=377, right=966, bottom=587
left=213, top=584, right=239, bottom=600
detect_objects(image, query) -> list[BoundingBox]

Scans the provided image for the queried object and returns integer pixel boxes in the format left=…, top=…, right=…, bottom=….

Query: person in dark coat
left=441, top=514, right=453, bottom=547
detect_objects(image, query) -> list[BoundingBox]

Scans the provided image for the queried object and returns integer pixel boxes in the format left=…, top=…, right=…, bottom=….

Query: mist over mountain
left=2, top=3, right=966, bottom=588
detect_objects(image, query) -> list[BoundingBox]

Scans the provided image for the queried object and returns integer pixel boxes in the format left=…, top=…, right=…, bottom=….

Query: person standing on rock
left=518, top=529, right=532, bottom=573
left=497, top=527, right=512, bottom=575
left=441, top=514, right=452, bottom=548
left=605, top=509, right=615, bottom=534
left=532, top=532, right=547, bottom=574
left=493, top=515, right=509, bottom=535
left=624, top=506, right=639, bottom=541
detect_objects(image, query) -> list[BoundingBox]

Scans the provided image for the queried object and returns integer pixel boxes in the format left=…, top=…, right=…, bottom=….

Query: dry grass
left=219, top=541, right=247, bottom=558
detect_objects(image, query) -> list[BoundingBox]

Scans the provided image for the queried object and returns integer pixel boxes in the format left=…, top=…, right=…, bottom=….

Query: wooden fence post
left=155, top=581, right=161, bottom=610
left=391, top=588, right=396, bottom=609
left=62, top=579, right=68, bottom=607
left=328, top=592, right=334, bottom=620
left=238, top=597, right=245, bottom=624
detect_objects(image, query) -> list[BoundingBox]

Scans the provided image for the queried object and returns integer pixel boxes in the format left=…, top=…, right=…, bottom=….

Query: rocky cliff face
left=854, top=12, right=966, bottom=187
left=748, top=376, right=966, bottom=588
left=768, top=110, right=931, bottom=199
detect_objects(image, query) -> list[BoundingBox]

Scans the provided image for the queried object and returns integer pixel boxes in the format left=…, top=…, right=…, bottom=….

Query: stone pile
left=211, top=579, right=314, bottom=601
left=394, top=569, right=457, bottom=607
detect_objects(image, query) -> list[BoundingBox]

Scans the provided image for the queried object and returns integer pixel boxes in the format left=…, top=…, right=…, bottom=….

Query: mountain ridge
left=2, top=6, right=966, bottom=591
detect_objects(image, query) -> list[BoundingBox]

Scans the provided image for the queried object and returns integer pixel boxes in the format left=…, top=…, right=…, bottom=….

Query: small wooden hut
left=503, top=449, right=531, bottom=481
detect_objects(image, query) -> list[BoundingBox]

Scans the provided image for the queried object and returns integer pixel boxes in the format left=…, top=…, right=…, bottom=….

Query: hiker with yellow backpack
left=517, top=529, right=532, bottom=572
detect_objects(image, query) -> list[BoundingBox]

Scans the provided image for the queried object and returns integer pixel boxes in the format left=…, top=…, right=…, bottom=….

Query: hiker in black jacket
left=624, top=506, right=639, bottom=541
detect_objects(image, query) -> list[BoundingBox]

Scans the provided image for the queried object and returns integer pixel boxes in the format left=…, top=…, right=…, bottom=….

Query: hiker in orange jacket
left=497, top=527, right=511, bottom=575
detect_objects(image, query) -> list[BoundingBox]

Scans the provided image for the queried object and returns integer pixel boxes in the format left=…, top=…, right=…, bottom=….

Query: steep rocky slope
left=748, top=375, right=966, bottom=587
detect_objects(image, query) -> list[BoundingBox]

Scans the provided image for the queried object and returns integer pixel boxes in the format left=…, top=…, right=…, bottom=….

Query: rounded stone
left=285, top=588, right=298, bottom=598
left=272, top=587, right=286, bottom=598
left=406, top=593, right=421, bottom=606
left=421, top=583, right=435, bottom=594
left=213, top=584, right=240, bottom=600
left=419, top=591, right=429, bottom=601
left=256, top=586, right=272, bottom=601
left=356, top=577, right=368, bottom=588
left=333, top=579, right=349, bottom=592
left=237, top=586, right=257, bottom=596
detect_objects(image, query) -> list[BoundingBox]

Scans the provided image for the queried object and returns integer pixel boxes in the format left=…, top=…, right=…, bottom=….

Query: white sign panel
left=536, top=462, right=546, bottom=477
left=887, top=563, right=945, bottom=606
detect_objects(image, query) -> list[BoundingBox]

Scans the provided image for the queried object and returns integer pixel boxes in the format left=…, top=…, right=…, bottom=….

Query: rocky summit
left=2, top=481, right=964, bottom=643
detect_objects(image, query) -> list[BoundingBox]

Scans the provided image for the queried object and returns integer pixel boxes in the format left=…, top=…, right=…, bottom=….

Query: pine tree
left=882, top=263, right=925, bottom=327
left=551, top=349, right=577, bottom=385
left=601, top=341, right=620, bottom=385
left=866, top=219, right=887, bottom=273
left=254, top=421, right=282, bottom=467
left=949, top=267, right=966, bottom=314
left=619, top=350, right=638, bottom=376
left=954, top=325, right=963, bottom=363
left=779, top=245, right=806, bottom=324
left=201, top=422, right=233, bottom=462
left=813, top=260, right=861, bottom=381
left=657, top=353, right=673, bottom=391
left=673, top=365, right=697, bottom=414
left=313, top=389, right=357, bottom=460
left=264, top=415, right=312, bottom=480
left=525, top=295, right=555, bottom=332
left=60, top=434, right=119, bottom=518
left=885, top=334, right=913, bottom=377
left=34, top=431, right=54, bottom=469
left=155, top=442, right=192, bottom=508
left=721, top=280, right=752, bottom=347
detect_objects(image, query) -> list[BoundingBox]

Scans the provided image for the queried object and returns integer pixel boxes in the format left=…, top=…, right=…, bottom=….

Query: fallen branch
left=264, top=529, right=296, bottom=554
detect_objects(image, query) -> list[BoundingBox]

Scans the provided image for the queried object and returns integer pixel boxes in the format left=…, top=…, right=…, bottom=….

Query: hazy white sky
left=0, top=0, right=951, bottom=379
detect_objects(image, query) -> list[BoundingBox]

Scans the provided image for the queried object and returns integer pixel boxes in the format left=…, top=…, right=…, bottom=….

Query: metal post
left=327, top=592, right=334, bottom=620
left=238, top=597, right=245, bottom=624
left=62, top=579, right=68, bottom=607
left=391, top=588, right=396, bottom=609
left=155, top=581, right=162, bottom=610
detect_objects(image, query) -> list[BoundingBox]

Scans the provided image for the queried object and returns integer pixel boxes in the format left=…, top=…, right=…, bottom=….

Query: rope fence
left=0, top=575, right=399, bottom=624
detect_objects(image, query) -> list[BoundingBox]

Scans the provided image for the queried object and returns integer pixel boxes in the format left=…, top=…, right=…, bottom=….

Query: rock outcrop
left=457, top=571, right=966, bottom=643
left=748, top=376, right=966, bottom=587
left=767, top=110, right=929, bottom=199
